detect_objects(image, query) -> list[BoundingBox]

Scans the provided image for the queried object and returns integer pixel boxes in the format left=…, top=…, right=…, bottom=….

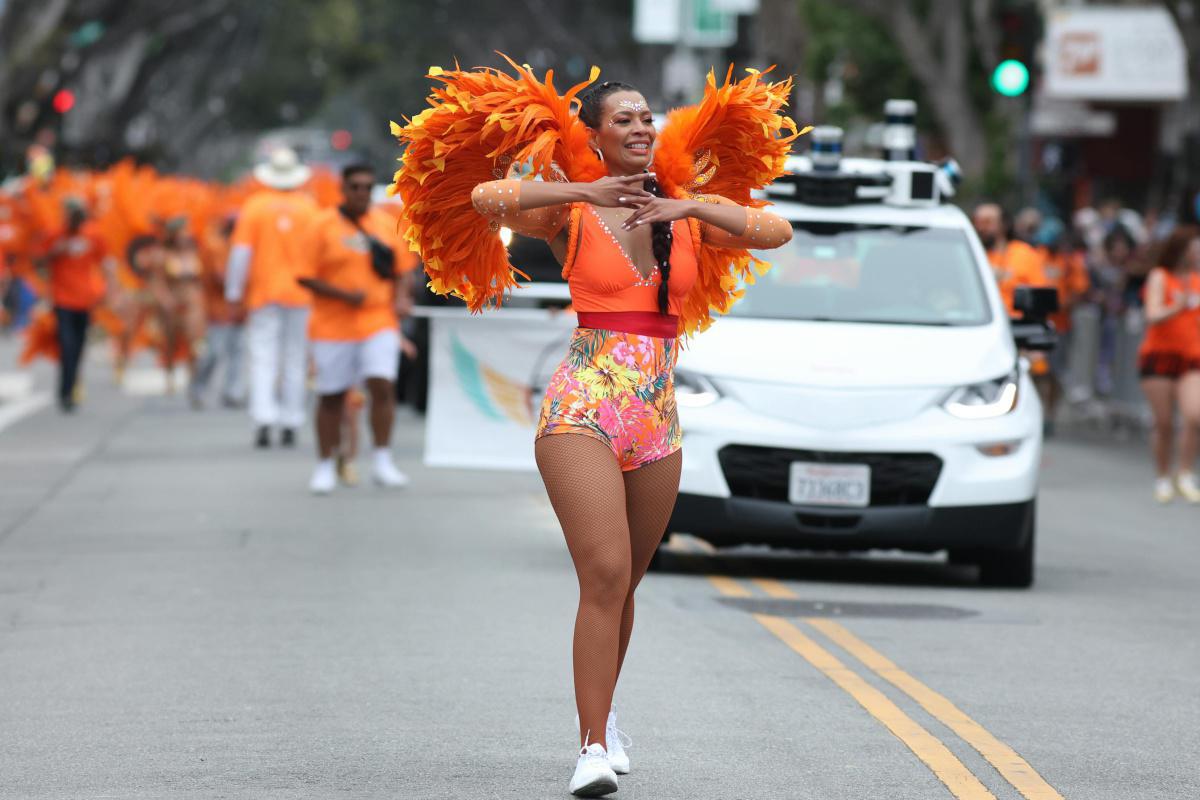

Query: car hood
left=678, top=318, right=1016, bottom=389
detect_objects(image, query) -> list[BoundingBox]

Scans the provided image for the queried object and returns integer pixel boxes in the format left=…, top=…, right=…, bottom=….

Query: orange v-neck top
left=563, top=203, right=699, bottom=316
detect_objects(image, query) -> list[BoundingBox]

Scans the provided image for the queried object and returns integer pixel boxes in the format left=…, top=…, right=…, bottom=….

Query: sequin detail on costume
left=536, top=327, right=680, bottom=472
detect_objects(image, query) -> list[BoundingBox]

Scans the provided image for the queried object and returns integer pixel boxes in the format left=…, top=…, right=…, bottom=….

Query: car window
left=730, top=223, right=992, bottom=325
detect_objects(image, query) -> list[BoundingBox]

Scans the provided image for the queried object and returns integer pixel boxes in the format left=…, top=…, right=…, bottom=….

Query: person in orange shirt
left=224, top=148, right=319, bottom=448
left=1138, top=225, right=1200, bottom=503
left=43, top=198, right=111, bottom=412
left=1036, top=223, right=1090, bottom=432
left=972, top=203, right=1049, bottom=316
left=298, top=163, right=415, bottom=493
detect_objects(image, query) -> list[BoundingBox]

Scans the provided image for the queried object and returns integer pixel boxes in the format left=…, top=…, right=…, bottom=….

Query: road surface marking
left=707, top=576, right=996, bottom=799
left=749, top=577, right=1064, bottom=800
left=807, top=617, right=1065, bottom=800
left=0, top=392, right=52, bottom=434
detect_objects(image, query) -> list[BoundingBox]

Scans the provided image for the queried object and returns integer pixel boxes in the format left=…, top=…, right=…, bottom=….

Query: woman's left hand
left=621, top=197, right=694, bottom=230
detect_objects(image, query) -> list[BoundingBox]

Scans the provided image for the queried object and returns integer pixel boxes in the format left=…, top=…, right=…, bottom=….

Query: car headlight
left=942, top=367, right=1020, bottom=419
left=675, top=369, right=723, bottom=408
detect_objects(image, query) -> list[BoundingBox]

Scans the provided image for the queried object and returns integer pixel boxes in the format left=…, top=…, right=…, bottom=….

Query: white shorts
left=311, top=328, right=400, bottom=395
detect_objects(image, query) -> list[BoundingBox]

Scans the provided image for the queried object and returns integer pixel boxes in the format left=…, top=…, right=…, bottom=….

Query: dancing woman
left=392, top=59, right=804, bottom=796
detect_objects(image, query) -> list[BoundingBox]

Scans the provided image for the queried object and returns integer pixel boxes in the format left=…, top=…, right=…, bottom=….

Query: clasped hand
left=583, top=173, right=692, bottom=230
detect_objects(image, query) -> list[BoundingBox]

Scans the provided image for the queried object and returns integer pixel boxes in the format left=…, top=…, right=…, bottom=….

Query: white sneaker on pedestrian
left=1176, top=472, right=1200, bottom=503
left=569, top=743, right=618, bottom=797
left=1155, top=477, right=1175, bottom=504
left=606, top=710, right=631, bottom=775
left=372, top=449, right=409, bottom=488
left=309, top=460, right=337, bottom=495
left=574, top=709, right=631, bottom=774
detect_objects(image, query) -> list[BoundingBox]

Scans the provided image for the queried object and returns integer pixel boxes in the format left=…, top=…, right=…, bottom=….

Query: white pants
left=247, top=304, right=310, bottom=428
left=311, top=328, right=400, bottom=395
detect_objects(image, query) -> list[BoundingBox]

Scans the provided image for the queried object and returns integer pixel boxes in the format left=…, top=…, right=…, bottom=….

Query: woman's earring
left=593, top=148, right=604, bottom=163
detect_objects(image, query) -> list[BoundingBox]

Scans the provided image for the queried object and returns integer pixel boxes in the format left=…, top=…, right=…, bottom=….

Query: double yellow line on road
left=706, top=572, right=1064, bottom=800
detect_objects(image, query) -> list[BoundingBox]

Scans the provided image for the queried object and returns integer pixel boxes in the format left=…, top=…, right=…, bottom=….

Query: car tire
left=977, top=501, right=1035, bottom=588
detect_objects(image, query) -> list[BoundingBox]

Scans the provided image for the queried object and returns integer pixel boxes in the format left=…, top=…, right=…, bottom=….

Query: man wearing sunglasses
left=299, top=162, right=414, bottom=494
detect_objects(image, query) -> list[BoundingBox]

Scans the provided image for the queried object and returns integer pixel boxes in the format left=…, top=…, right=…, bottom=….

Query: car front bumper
left=671, top=374, right=1042, bottom=551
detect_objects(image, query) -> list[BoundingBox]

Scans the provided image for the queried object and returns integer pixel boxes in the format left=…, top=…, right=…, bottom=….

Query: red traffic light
left=52, top=89, right=75, bottom=114
left=330, top=130, right=352, bottom=151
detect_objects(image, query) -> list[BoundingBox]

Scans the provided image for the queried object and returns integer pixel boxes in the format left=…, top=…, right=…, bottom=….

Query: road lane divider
left=708, top=576, right=997, bottom=799
left=807, top=617, right=1064, bottom=800
left=750, top=577, right=1064, bottom=800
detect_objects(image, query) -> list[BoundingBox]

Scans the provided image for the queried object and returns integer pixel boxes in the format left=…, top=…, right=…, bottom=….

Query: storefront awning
left=1043, top=7, right=1188, bottom=102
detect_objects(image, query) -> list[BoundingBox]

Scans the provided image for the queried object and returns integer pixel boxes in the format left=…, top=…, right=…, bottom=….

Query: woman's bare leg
left=536, top=433, right=630, bottom=751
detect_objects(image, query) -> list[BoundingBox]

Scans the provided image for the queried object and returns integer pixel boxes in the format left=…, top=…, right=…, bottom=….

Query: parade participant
left=42, top=197, right=110, bottom=412
left=225, top=148, right=318, bottom=448
left=972, top=202, right=1048, bottom=316
left=391, top=60, right=802, bottom=796
left=112, top=235, right=163, bottom=384
left=191, top=214, right=247, bottom=408
left=1038, top=225, right=1090, bottom=432
left=154, top=216, right=206, bottom=399
left=1138, top=225, right=1200, bottom=503
left=298, top=162, right=412, bottom=494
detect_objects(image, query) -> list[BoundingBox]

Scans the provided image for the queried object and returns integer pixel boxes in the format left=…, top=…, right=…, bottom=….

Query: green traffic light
left=992, top=59, right=1030, bottom=97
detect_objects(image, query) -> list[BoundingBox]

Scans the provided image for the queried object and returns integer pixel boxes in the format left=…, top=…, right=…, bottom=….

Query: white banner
left=423, top=308, right=577, bottom=471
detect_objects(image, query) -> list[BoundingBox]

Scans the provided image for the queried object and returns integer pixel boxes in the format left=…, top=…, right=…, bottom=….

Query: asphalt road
left=0, top=349, right=1197, bottom=799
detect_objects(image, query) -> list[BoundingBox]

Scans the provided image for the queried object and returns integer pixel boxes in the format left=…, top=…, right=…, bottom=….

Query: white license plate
left=787, top=462, right=871, bottom=507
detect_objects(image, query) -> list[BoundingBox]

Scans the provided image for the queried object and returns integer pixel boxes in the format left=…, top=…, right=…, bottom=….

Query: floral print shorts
left=536, top=327, right=681, bottom=472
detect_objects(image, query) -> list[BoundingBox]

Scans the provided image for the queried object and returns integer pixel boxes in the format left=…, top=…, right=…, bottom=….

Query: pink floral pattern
left=536, top=327, right=681, bottom=471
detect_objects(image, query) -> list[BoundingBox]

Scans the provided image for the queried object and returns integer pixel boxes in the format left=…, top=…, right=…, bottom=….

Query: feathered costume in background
left=390, top=55, right=808, bottom=337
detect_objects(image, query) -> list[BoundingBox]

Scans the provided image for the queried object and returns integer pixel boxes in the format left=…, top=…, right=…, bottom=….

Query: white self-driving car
left=667, top=121, right=1055, bottom=587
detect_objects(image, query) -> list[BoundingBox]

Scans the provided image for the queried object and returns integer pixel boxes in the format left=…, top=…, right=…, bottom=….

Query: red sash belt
left=576, top=311, right=679, bottom=339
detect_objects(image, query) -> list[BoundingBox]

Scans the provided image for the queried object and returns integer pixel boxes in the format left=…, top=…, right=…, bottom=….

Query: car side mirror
left=1011, top=286, right=1059, bottom=352
left=1013, top=286, right=1059, bottom=319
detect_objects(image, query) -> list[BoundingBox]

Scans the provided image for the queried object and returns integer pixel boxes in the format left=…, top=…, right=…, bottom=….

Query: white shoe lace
left=607, top=723, right=632, bottom=751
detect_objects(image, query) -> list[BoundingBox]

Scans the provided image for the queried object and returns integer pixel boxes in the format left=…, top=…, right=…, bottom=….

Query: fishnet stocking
left=535, top=434, right=681, bottom=750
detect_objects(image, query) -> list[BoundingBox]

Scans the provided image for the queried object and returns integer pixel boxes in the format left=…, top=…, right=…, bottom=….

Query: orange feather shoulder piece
left=389, top=55, right=603, bottom=312
left=654, top=67, right=809, bottom=337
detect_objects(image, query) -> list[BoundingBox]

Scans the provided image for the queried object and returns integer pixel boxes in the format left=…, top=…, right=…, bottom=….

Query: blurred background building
left=0, top=0, right=1198, bottom=222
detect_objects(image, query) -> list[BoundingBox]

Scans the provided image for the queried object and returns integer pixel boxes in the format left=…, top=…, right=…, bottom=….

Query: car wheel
left=978, top=501, right=1035, bottom=588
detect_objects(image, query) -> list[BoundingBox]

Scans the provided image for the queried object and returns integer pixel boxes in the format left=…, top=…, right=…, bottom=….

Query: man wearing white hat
left=225, top=148, right=320, bottom=448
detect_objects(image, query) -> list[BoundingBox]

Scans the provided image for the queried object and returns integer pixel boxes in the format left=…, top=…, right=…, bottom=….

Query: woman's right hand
left=583, top=173, right=655, bottom=209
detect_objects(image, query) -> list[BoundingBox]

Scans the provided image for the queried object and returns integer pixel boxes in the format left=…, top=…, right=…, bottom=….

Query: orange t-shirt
left=47, top=221, right=108, bottom=311
left=1041, top=248, right=1089, bottom=332
left=987, top=240, right=1048, bottom=316
left=302, top=206, right=404, bottom=342
left=1140, top=268, right=1200, bottom=358
left=231, top=189, right=319, bottom=309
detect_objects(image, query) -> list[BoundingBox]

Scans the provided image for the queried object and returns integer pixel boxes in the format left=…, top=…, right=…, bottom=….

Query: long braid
left=579, top=81, right=672, bottom=316
left=645, top=175, right=672, bottom=315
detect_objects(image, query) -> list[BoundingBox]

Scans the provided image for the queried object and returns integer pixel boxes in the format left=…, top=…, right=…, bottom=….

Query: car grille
left=718, top=445, right=942, bottom=507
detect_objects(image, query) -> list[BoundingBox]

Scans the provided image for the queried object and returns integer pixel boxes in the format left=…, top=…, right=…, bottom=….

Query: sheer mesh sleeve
left=471, top=179, right=569, bottom=241
left=694, top=194, right=793, bottom=250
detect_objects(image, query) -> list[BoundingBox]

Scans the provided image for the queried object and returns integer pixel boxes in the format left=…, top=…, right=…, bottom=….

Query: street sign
left=634, top=0, right=682, bottom=44
left=685, top=0, right=737, bottom=47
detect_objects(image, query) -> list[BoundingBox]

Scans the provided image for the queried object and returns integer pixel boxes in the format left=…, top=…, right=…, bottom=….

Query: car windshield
left=729, top=222, right=991, bottom=325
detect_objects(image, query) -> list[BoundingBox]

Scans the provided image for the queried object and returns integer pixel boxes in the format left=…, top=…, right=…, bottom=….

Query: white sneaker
left=1177, top=472, right=1200, bottom=503
left=1155, top=477, right=1175, bottom=504
left=606, top=710, right=631, bottom=775
left=575, top=709, right=631, bottom=774
left=309, top=460, right=337, bottom=495
left=372, top=451, right=410, bottom=488
left=568, top=743, right=618, bottom=797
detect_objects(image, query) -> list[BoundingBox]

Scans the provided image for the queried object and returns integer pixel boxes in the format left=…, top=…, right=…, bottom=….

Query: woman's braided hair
left=578, top=82, right=673, bottom=316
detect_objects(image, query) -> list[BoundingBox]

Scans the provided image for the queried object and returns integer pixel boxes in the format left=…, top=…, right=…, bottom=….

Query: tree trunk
left=843, top=0, right=991, bottom=179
